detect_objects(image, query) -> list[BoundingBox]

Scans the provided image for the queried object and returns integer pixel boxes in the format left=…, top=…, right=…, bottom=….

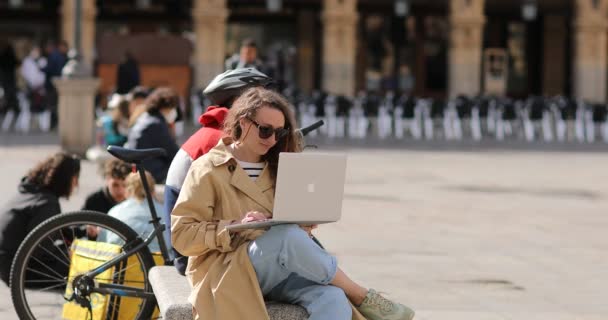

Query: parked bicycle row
left=193, top=90, right=608, bottom=143
left=4, top=80, right=608, bottom=145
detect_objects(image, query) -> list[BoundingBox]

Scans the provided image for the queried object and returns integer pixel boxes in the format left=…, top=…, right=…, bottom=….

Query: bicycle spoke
left=25, top=267, right=64, bottom=282
left=37, top=281, right=68, bottom=292
left=24, top=279, right=65, bottom=283
left=108, top=296, right=120, bottom=319
left=57, top=229, right=72, bottom=261
left=113, top=260, right=143, bottom=278
left=38, top=238, right=70, bottom=268
left=30, top=256, right=65, bottom=279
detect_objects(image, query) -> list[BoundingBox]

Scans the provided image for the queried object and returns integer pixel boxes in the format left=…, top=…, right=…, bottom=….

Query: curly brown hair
left=100, top=158, right=132, bottom=180
left=143, top=87, right=179, bottom=114
left=222, top=87, right=302, bottom=178
left=26, top=152, right=81, bottom=198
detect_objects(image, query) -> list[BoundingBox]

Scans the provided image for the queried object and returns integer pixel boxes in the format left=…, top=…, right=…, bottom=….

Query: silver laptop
left=226, top=152, right=347, bottom=231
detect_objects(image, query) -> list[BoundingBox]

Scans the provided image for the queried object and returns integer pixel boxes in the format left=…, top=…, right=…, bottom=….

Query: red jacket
left=181, top=106, right=228, bottom=159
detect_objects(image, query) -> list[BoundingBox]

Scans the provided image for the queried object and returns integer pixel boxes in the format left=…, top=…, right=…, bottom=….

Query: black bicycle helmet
left=203, top=67, right=273, bottom=107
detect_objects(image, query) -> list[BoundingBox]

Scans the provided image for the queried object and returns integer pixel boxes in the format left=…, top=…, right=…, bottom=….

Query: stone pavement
left=1, top=136, right=607, bottom=319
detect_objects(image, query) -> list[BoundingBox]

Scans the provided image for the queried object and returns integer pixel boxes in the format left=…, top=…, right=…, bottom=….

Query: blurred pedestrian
left=99, top=93, right=130, bottom=146
left=43, top=40, right=69, bottom=129
left=21, top=46, right=46, bottom=109
left=0, top=152, right=80, bottom=284
left=116, top=51, right=140, bottom=94
left=124, top=87, right=180, bottom=183
left=21, top=45, right=51, bottom=132
left=44, top=40, right=69, bottom=79
left=0, top=42, right=20, bottom=130
left=127, top=85, right=150, bottom=127
left=225, top=38, right=266, bottom=72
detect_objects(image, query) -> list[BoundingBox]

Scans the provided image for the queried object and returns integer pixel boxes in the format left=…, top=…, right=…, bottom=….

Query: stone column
left=297, top=10, right=316, bottom=94
left=61, top=0, right=74, bottom=50
left=192, top=0, right=229, bottom=89
left=543, top=15, right=567, bottom=96
left=448, top=0, right=485, bottom=98
left=573, top=0, right=608, bottom=103
left=53, top=78, right=100, bottom=155
left=61, top=0, right=97, bottom=68
left=321, top=0, right=358, bottom=97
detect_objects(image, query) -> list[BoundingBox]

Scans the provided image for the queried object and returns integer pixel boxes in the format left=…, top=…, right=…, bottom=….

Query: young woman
left=171, top=87, right=415, bottom=320
left=99, top=170, right=166, bottom=253
left=0, top=152, right=80, bottom=284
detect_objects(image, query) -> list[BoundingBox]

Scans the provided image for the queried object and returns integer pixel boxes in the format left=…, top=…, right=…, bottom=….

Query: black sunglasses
left=246, top=117, right=289, bottom=140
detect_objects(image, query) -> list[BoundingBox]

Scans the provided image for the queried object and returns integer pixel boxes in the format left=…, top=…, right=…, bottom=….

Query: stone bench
left=149, top=266, right=308, bottom=320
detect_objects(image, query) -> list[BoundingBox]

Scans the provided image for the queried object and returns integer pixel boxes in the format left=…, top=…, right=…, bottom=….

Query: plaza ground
left=0, top=138, right=606, bottom=319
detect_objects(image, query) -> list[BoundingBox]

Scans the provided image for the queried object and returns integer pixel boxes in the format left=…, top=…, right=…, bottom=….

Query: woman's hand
left=228, top=211, right=268, bottom=233
left=299, top=224, right=318, bottom=237
left=240, top=211, right=268, bottom=224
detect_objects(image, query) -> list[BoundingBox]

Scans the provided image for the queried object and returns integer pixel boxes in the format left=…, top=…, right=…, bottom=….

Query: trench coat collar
left=208, top=137, right=274, bottom=212
left=207, top=137, right=236, bottom=167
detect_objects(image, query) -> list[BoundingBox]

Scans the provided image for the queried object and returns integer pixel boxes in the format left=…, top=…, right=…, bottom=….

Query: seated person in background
left=99, top=170, right=166, bottom=253
left=124, top=87, right=180, bottom=183
left=82, top=158, right=131, bottom=214
left=99, top=94, right=131, bottom=146
left=0, top=152, right=80, bottom=285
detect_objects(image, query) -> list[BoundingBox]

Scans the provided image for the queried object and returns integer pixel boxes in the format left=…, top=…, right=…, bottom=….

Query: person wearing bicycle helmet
left=164, top=67, right=272, bottom=273
left=171, top=87, right=415, bottom=320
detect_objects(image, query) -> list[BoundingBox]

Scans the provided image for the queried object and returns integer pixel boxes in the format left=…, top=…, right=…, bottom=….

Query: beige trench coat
left=171, top=137, right=366, bottom=320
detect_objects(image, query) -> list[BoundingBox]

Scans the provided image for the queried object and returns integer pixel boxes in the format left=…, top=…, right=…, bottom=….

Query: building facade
left=0, top=0, right=605, bottom=103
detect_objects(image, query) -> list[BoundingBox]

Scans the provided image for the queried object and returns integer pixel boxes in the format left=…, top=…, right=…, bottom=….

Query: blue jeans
left=248, top=224, right=352, bottom=320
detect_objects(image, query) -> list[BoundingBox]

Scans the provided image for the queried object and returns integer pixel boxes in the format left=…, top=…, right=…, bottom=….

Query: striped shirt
left=236, top=159, right=265, bottom=181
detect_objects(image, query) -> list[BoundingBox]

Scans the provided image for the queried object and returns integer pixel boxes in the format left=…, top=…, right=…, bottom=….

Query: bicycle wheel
left=10, top=210, right=156, bottom=320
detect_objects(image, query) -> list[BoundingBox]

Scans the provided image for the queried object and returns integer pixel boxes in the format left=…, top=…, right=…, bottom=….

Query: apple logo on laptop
left=307, top=183, right=315, bottom=193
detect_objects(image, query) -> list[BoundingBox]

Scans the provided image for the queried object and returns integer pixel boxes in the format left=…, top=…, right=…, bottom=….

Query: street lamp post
left=62, top=0, right=91, bottom=78
left=75, top=0, right=81, bottom=54
left=53, top=0, right=99, bottom=155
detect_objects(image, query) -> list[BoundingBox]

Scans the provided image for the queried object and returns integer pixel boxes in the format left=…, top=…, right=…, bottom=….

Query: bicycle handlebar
left=297, top=120, right=324, bottom=137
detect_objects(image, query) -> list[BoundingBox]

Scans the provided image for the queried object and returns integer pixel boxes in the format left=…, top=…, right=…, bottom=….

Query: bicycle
left=9, top=120, right=324, bottom=320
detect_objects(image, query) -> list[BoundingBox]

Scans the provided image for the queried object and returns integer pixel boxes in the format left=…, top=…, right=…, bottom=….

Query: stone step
left=149, top=266, right=308, bottom=320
